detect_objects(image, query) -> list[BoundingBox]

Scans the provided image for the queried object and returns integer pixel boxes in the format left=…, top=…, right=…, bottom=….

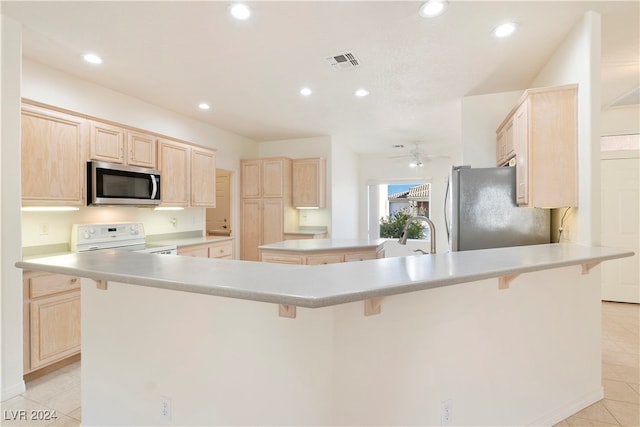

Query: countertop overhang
left=16, top=244, right=633, bottom=309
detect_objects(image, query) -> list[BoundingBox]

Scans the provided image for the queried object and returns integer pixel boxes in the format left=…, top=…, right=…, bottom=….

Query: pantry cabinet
left=23, top=271, right=81, bottom=374
left=240, top=158, right=296, bottom=261
left=496, top=84, right=578, bottom=208
left=21, top=103, right=87, bottom=206
left=89, top=120, right=157, bottom=168
left=292, top=158, right=326, bottom=208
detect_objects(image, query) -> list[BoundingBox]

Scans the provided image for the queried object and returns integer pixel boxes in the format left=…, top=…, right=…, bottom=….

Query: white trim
left=527, top=387, right=604, bottom=427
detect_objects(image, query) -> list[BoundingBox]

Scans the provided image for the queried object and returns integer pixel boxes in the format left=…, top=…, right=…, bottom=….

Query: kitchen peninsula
left=16, top=244, right=633, bottom=426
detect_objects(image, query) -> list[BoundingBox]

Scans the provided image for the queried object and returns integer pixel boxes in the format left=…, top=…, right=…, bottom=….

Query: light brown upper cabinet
left=496, top=84, right=578, bottom=208
left=158, top=138, right=189, bottom=206
left=158, top=138, right=216, bottom=208
left=241, top=157, right=290, bottom=199
left=21, top=103, right=87, bottom=206
left=89, top=121, right=157, bottom=168
left=292, top=158, right=326, bottom=208
left=190, top=147, right=216, bottom=207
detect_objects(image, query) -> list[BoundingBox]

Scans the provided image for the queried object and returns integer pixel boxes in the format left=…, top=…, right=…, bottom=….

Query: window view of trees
left=377, top=183, right=431, bottom=239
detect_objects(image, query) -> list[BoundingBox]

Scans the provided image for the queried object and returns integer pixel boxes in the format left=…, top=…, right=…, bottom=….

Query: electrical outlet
left=440, top=399, right=452, bottom=426
left=40, top=224, right=49, bottom=235
left=170, top=217, right=177, bottom=227
left=160, top=396, right=171, bottom=420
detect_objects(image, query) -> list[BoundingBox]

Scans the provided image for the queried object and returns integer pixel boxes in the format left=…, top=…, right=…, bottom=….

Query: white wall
left=330, top=137, right=359, bottom=238
left=0, top=14, right=27, bottom=400
left=461, top=90, right=523, bottom=167
left=601, top=106, right=640, bottom=136
left=258, top=136, right=333, bottom=232
left=531, top=11, right=602, bottom=246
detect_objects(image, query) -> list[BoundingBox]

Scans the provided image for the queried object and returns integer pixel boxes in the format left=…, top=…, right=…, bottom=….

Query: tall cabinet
left=240, top=158, right=296, bottom=261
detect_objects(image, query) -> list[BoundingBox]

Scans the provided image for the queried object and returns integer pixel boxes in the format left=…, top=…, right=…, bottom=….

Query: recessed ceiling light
left=300, top=87, right=313, bottom=96
left=229, top=3, right=251, bottom=20
left=493, top=22, right=517, bottom=38
left=419, top=0, right=447, bottom=18
left=83, top=53, right=103, bottom=64
left=198, top=103, right=211, bottom=110
left=355, top=88, right=370, bottom=97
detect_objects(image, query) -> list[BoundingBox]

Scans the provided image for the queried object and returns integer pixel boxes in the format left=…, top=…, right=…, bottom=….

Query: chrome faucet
left=398, top=215, right=436, bottom=254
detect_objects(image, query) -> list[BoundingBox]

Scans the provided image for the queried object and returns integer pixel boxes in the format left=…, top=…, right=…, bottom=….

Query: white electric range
left=71, top=222, right=177, bottom=255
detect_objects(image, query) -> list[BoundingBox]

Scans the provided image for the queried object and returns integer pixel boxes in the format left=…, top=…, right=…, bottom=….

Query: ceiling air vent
left=607, top=86, right=640, bottom=108
left=325, top=52, right=360, bottom=71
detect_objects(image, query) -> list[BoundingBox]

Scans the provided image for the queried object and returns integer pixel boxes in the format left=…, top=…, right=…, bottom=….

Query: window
left=368, top=181, right=431, bottom=239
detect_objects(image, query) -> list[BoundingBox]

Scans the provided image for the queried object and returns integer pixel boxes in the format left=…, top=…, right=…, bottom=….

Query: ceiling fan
left=388, top=144, right=450, bottom=168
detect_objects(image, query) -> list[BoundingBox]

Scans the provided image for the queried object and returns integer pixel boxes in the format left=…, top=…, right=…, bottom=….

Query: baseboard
left=528, top=387, right=604, bottom=426
left=1, top=380, right=26, bottom=402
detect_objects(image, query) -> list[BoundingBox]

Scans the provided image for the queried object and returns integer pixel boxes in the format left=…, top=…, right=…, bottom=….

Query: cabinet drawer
left=208, top=241, right=233, bottom=259
left=29, top=274, right=80, bottom=299
left=344, top=251, right=378, bottom=262
left=262, top=254, right=304, bottom=264
left=306, top=254, right=343, bottom=265
left=178, top=245, right=209, bottom=257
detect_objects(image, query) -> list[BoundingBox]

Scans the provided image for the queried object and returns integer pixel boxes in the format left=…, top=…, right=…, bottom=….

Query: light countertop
left=259, top=238, right=386, bottom=252
left=16, top=244, right=633, bottom=308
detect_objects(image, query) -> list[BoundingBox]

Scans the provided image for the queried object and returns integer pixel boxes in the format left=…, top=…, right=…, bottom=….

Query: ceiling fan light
left=409, top=161, right=417, bottom=168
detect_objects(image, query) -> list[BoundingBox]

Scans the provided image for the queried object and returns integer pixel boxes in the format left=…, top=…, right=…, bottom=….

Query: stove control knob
left=89, top=228, right=95, bottom=234
left=83, top=232, right=90, bottom=239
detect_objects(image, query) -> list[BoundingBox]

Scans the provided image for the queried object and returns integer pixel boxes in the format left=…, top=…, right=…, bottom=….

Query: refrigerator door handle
left=444, top=176, right=451, bottom=243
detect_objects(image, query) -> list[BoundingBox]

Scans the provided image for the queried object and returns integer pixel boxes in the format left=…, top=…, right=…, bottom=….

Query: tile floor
left=0, top=302, right=637, bottom=427
left=555, top=301, right=640, bottom=427
left=1, top=362, right=80, bottom=427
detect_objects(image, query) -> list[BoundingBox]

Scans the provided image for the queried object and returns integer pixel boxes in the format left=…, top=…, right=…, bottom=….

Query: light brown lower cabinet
left=260, top=245, right=385, bottom=265
left=23, top=271, right=81, bottom=374
left=177, top=239, right=234, bottom=260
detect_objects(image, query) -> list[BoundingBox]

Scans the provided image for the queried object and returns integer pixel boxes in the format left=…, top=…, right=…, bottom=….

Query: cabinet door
left=513, top=101, right=529, bottom=206
left=127, top=130, right=156, bottom=168
left=293, top=158, right=326, bottom=208
left=158, top=139, right=189, bottom=206
left=262, top=159, right=286, bottom=198
left=90, top=121, right=125, bottom=163
left=241, top=160, right=262, bottom=198
left=262, top=199, right=284, bottom=245
left=21, top=105, right=86, bottom=206
left=191, top=148, right=216, bottom=207
left=30, top=292, right=81, bottom=370
left=241, top=199, right=262, bottom=261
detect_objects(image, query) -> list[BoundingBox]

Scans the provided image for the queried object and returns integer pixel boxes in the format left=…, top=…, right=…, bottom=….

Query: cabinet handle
left=70, top=278, right=78, bottom=283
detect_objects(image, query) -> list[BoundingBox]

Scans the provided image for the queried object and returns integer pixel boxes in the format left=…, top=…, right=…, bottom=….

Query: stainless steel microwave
left=87, top=161, right=161, bottom=206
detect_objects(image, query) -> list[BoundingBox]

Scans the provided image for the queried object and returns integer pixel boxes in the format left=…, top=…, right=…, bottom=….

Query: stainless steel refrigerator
left=445, top=165, right=550, bottom=251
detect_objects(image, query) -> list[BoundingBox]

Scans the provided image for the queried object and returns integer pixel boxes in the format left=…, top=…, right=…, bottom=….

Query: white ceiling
left=2, top=1, right=638, bottom=154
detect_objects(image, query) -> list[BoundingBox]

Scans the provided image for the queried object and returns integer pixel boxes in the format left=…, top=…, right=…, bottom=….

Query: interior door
left=206, top=169, right=231, bottom=234
left=601, top=148, right=639, bottom=303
